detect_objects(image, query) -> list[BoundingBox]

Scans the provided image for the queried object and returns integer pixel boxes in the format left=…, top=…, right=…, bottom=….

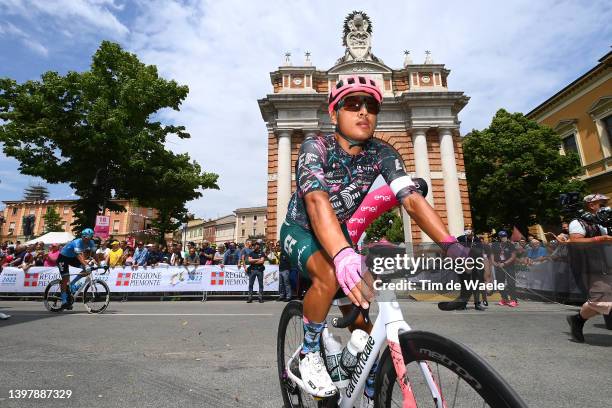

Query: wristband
left=332, top=246, right=353, bottom=261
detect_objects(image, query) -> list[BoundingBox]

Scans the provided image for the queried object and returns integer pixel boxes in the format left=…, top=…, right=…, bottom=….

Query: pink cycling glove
left=333, top=247, right=363, bottom=296
left=441, top=235, right=470, bottom=269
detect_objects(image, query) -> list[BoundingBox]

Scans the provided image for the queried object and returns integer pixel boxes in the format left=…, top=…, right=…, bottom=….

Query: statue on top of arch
left=337, top=11, right=384, bottom=65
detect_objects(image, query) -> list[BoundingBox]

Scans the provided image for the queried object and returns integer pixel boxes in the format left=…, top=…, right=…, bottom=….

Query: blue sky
left=1, top=0, right=611, bottom=219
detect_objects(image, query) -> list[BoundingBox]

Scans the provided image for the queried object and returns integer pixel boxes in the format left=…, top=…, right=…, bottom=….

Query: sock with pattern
left=301, top=316, right=326, bottom=356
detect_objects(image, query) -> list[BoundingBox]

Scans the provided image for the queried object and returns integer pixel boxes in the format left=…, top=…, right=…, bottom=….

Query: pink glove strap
left=333, top=247, right=363, bottom=295
left=441, top=235, right=458, bottom=244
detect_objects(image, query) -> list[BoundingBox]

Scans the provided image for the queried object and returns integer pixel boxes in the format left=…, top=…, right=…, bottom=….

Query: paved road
left=0, top=299, right=610, bottom=407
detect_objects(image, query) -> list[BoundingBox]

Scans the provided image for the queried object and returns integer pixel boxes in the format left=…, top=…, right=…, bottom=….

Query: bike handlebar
left=83, top=265, right=110, bottom=275
left=331, top=304, right=370, bottom=328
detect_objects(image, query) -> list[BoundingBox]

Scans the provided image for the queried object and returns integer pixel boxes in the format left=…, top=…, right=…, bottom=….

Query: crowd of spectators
left=0, top=238, right=284, bottom=271
left=432, top=221, right=578, bottom=312
left=0, top=241, right=62, bottom=270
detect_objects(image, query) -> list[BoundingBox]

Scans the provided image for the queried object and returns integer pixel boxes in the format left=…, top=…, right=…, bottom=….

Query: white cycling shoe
left=0, top=312, right=11, bottom=320
left=299, top=351, right=337, bottom=398
left=360, top=395, right=375, bottom=408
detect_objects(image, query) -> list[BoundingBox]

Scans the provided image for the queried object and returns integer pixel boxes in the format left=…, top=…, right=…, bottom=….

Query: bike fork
left=380, top=299, right=446, bottom=408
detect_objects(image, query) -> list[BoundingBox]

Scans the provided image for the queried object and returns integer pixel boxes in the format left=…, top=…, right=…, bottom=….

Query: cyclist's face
left=331, top=92, right=378, bottom=141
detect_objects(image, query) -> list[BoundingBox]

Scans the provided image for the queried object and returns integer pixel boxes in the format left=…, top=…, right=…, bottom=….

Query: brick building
left=234, top=206, right=267, bottom=242
left=183, top=218, right=217, bottom=245
left=258, top=11, right=471, bottom=242
left=527, top=51, right=612, bottom=197
left=214, top=214, right=236, bottom=246
left=184, top=218, right=206, bottom=243
left=0, top=199, right=156, bottom=243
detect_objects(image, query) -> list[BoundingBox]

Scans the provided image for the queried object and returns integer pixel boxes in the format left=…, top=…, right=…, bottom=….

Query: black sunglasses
left=337, top=95, right=380, bottom=115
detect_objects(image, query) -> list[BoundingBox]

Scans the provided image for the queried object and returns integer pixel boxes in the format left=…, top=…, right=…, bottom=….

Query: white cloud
left=0, top=0, right=129, bottom=38
left=0, top=21, right=48, bottom=56
left=22, top=38, right=49, bottom=56
left=124, top=0, right=612, bottom=219
left=0, top=21, right=26, bottom=37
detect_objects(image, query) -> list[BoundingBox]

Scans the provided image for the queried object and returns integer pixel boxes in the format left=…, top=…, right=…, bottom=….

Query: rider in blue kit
left=57, top=228, right=96, bottom=310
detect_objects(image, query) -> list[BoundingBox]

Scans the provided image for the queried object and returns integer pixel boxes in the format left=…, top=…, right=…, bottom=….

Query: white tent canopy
left=24, top=232, right=75, bottom=246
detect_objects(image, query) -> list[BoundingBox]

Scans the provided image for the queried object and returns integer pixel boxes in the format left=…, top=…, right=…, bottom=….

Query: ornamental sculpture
left=337, top=11, right=383, bottom=64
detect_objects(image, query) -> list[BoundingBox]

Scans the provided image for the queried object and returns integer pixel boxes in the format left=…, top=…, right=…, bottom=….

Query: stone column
left=400, top=207, right=414, bottom=255
left=412, top=128, right=433, bottom=242
left=276, top=130, right=292, bottom=238
left=439, top=128, right=464, bottom=236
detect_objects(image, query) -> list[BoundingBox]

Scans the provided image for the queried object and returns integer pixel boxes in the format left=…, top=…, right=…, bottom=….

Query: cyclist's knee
left=307, top=253, right=339, bottom=295
left=311, top=276, right=339, bottom=297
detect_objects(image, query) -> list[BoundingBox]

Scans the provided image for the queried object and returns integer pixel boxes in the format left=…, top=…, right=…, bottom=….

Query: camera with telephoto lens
left=595, top=206, right=612, bottom=228
left=559, top=192, right=612, bottom=228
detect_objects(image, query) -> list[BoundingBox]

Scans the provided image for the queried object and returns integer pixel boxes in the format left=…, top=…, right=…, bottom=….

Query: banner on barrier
left=0, top=265, right=279, bottom=293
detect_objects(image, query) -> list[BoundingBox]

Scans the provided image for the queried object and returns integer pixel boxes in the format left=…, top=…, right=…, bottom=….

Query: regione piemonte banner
left=0, top=265, right=279, bottom=293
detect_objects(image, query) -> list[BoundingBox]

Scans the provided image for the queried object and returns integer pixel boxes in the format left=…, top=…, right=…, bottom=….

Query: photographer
left=438, top=224, right=486, bottom=311
left=566, top=193, right=612, bottom=343
left=492, top=231, right=519, bottom=307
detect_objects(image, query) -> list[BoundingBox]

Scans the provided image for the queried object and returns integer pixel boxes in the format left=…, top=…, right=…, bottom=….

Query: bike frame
left=68, top=266, right=106, bottom=298
left=284, top=299, right=445, bottom=408
left=70, top=273, right=94, bottom=297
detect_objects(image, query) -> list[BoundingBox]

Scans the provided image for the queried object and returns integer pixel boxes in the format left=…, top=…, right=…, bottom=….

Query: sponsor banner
left=346, top=185, right=398, bottom=244
left=0, top=266, right=279, bottom=293
left=94, top=215, right=111, bottom=239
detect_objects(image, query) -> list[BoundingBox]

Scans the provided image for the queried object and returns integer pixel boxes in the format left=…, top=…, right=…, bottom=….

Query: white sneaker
left=0, top=312, right=10, bottom=320
left=360, top=395, right=375, bottom=408
left=299, top=351, right=337, bottom=398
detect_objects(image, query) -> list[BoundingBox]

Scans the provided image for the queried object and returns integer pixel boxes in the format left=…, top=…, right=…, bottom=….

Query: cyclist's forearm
left=76, top=254, right=88, bottom=267
left=569, top=233, right=612, bottom=243
left=402, top=193, right=450, bottom=243
left=305, top=191, right=352, bottom=258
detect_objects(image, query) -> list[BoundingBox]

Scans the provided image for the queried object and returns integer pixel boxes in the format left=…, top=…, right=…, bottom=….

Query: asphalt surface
left=0, top=299, right=610, bottom=408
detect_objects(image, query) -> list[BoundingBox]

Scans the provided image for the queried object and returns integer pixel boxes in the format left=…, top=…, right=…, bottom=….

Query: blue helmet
left=81, top=228, right=94, bottom=238
left=498, top=230, right=508, bottom=238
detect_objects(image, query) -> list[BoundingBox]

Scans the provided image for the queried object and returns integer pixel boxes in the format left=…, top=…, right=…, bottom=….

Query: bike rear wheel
left=82, top=279, right=110, bottom=314
left=375, top=331, right=527, bottom=408
left=43, top=279, right=64, bottom=312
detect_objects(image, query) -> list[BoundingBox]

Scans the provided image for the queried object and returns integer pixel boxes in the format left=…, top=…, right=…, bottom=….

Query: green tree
left=365, top=209, right=404, bottom=242
left=143, top=151, right=219, bottom=244
left=463, top=109, right=586, bottom=234
left=43, top=206, right=63, bottom=233
left=0, top=41, right=218, bottom=233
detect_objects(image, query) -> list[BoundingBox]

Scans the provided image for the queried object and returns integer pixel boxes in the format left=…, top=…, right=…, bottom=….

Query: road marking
left=82, top=313, right=275, bottom=316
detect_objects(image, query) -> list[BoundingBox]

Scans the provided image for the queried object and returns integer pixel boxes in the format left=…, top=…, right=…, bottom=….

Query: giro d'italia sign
left=0, top=265, right=279, bottom=293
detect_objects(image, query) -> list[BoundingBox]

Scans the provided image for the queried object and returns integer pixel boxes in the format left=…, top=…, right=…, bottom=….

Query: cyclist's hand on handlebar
left=441, top=236, right=470, bottom=259
left=333, top=247, right=372, bottom=309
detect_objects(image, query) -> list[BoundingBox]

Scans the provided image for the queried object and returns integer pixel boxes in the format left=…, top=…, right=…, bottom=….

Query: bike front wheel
left=43, top=279, right=64, bottom=312
left=82, top=279, right=110, bottom=314
left=375, top=331, right=527, bottom=408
